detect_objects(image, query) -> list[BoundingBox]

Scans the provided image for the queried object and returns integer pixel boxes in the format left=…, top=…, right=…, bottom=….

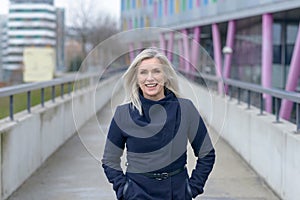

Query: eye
left=139, top=70, right=147, bottom=75
left=153, top=69, right=161, bottom=74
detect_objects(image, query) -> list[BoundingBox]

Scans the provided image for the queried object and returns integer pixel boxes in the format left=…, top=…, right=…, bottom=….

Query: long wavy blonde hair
left=122, top=47, right=180, bottom=115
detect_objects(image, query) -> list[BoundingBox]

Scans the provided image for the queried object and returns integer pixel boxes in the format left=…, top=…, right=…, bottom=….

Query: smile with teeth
left=145, top=83, right=158, bottom=88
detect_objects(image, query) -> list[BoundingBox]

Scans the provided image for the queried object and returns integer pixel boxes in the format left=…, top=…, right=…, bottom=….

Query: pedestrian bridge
left=0, top=72, right=299, bottom=200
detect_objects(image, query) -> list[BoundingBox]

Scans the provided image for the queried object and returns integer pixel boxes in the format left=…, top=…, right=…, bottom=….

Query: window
left=137, top=0, right=141, bottom=8
left=145, top=16, right=150, bottom=27
left=121, top=0, right=126, bottom=11
left=169, top=0, right=174, bottom=15
left=140, top=16, right=144, bottom=27
left=164, top=0, right=168, bottom=16
left=154, top=1, right=158, bottom=18
left=188, top=0, right=193, bottom=9
left=127, top=0, right=130, bottom=10
left=134, top=17, right=138, bottom=28
left=132, top=0, right=136, bottom=9
left=123, top=19, right=127, bottom=30
left=159, top=0, right=163, bottom=17
left=175, top=0, right=180, bottom=13
left=182, top=0, right=186, bottom=11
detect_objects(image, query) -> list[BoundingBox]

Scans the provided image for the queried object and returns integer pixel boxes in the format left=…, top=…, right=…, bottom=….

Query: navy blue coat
left=102, top=90, right=215, bottom=200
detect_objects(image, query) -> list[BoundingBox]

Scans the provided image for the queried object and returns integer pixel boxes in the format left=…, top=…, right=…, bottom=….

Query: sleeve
left=101, top=107, right=127, bottom=200
left=186, top=100, right=216, bottom=198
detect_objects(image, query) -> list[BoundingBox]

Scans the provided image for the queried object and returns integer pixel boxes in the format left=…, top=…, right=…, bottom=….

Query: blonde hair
left=122, top=47, right=180, bottom=115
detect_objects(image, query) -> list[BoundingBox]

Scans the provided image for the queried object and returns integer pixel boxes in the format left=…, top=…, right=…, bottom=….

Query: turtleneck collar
left=138, top=87, right=176, bottom=105
left=124, top=87, right=179, bottom=123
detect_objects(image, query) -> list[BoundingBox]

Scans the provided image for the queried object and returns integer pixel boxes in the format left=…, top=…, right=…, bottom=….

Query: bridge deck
left=8, top=90, right=280, bottom=200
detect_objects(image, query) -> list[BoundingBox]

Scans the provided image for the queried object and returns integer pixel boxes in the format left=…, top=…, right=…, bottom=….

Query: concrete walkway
left=8, top=90, right=280, bottom=200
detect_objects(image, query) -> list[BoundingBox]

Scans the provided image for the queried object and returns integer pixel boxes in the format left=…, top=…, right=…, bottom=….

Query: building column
left=182, top=29, right=190, bottom=72
left=159, top=33, right=166, bottom=54
left=280, top=23, right=300, bottom=120
left=167, top=31, right=174, bottom=62
left=191, top=26, right=200, bottom=74
left=151, top=41, right=157, bottom=47
left=223, top=20, right=236, bottom=93
left=262, top=13, right=273, bottom=113
left=212, top=23, right=223, bottom=94
left=137, top=42, right=143, bottom=53
left=178, top=38, right=184, bottom=71
left=129, top=43, right=135, bottom=62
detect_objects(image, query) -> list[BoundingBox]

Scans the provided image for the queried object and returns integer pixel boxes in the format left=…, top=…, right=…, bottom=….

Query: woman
left=102, top=48, right=215, bottom=200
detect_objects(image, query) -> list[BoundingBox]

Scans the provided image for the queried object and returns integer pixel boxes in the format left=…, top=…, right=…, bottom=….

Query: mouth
left=145, top=83, right=158, bottom=88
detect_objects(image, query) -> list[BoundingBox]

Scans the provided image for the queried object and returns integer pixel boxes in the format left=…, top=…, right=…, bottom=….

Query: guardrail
left=0, top=73, right=96, bottom=121
left=3, top=67, right=298, bottom=132
left=179, top=69, right=300, bottom=133
left=0, top=67, right=127, bottom=121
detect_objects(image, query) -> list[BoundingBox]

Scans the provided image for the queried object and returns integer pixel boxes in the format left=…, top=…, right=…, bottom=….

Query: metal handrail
left=0, top=73, right=95, bottom=98
left=0, top=72, right=104, bottom=121
left=2, top=67, right=299, bottom=132
left=178, top=69, right=300, bottom=133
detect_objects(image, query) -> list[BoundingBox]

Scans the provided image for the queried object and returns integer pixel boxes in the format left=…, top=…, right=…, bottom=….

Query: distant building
left=56, top=8, right=65, bottom=72
left=10, top=0, right=54, bottom=5
left=0, top=15, right=8, bottom=82
left=2, top=0, right=64, bottom=83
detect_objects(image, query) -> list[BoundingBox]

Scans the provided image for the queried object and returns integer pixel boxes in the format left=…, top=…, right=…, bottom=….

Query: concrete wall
left=0, top=74, right=123, bottom=200
left=179, top=76, right=300, bottom=200
left=1, top=74, right=299, bottom=200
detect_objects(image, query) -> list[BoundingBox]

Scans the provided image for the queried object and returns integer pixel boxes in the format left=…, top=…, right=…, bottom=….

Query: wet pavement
left=8, top=89, right=280, bottom=200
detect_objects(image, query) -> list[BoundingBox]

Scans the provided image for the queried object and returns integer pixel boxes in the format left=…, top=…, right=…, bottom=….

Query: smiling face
left=137, top=58, right=165, bottom=101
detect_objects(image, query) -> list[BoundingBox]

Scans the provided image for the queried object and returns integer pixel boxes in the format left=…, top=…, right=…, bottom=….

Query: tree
left=89, top=15, right=119, bottom=48
left=70, top=0, right=119, bottom=59
left=69, top=55, right=83, bottom=72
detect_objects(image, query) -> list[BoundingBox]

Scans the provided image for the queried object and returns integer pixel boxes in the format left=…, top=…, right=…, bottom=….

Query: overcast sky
left=0, top=0, right=121, bottom=25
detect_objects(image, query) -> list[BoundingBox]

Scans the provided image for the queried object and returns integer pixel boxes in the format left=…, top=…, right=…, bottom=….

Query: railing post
left=41, top=88, right=45, bottom=107
left=52, top=86, right=55, bottom=102
left=61, top=83, right=64, bottom=99
left=27, top=91, right=31, bottom=113
left=275, top=97, right=280, bottom=123
left=259, top=93, right=264, bottom=115
left=9, top=95, right=14, bottom=120
left=68, top=82, right=72, bottom=95
left=247, top=90, right=251, bottom=109
left=237, top=87, right=241, bottom=104
left=228, top=85, right=232, bottom=100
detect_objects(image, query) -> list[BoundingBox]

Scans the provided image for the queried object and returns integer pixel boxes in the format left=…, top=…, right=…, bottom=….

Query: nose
left=146, top=72, right=154, bottom=81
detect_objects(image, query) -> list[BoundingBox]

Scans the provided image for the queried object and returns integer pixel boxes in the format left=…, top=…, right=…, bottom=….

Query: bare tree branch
left=67, top=0, right=121, bottom=71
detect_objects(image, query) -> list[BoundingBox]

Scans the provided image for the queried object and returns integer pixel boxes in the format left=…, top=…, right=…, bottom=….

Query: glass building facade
left=121, top=0, right=300, bottom=89
left=120, top=0, right=300, bottom=124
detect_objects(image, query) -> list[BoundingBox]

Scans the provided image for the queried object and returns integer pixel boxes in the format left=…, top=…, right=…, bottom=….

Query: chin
left=146, top=93, right=158, bottom=97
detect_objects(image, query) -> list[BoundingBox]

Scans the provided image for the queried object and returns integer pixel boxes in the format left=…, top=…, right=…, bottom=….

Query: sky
left=0, top=0, right=121, bottom=25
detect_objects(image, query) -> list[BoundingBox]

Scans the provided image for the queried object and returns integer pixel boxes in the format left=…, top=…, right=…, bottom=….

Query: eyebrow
left=138, top=66, right=162, bottom=70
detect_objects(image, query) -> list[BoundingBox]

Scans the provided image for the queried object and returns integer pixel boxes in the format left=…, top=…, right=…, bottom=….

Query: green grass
left=0, top=84, right=74, bottom=120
